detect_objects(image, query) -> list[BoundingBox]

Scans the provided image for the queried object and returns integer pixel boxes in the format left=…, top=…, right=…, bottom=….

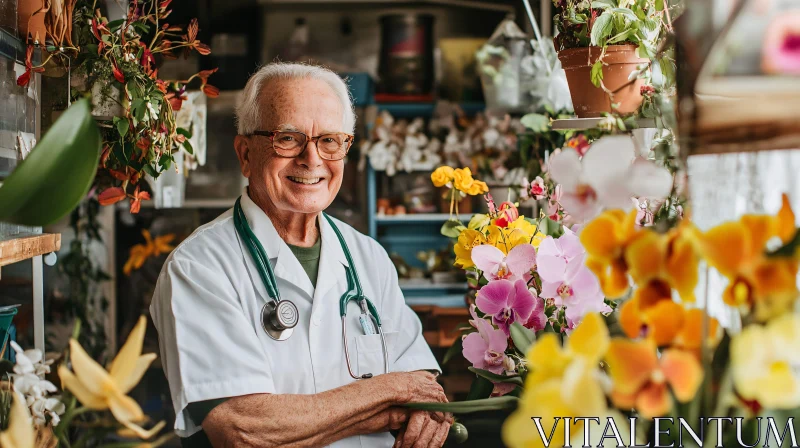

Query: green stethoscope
left=233, top=197, right=388, bottom=379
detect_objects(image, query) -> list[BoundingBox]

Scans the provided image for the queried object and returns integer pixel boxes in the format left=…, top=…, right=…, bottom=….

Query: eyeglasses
left=250, top=130, right=354, bottom=161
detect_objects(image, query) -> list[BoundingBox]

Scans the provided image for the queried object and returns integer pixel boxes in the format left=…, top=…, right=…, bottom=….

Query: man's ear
left=234, top=135, right=251, bottom=178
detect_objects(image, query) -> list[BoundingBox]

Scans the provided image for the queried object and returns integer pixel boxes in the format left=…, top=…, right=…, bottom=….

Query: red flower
left=202, top=83, right=220, bottom=98
left=98, top=187, right=127, bottom=206
left=100, top=145, right=111, bottom=167
left=166, top=92, right=185, bottom=111
left=16, top=45, right=44, bottom=87
left=492, top=201, right=519, bottom=228
left=112, top=59, right=125, bottom=83
left=140, top=42, right=155, bottom=73
left=109, top=169, right=130, bottom=181
left=129, top=186, right=151, bottom=213
left=185, top=18, right=212, bottom=56
left=159, top=0, right=172, bottom=11
left=640, top=85, right=656, bottom=96
left=566, top=134, right=591, bottom=157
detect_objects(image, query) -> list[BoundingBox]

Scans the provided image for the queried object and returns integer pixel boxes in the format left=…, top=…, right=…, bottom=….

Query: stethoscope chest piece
left=262, top=300, right=298, bottom=341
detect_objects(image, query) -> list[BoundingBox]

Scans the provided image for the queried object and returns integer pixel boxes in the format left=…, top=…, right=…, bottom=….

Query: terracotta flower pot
left=558, top=45, right=649, bottom=118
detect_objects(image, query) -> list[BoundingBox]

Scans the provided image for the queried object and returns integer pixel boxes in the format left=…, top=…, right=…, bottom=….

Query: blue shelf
left=376, top=214, right=461, bottom=225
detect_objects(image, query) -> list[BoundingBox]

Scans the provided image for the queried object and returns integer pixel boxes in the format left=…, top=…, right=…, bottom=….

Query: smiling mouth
left=288, top=176, right=323, bottom=185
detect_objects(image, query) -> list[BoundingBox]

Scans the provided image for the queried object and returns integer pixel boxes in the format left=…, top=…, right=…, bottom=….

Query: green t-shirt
left=180, top=236, right=322, bottom=446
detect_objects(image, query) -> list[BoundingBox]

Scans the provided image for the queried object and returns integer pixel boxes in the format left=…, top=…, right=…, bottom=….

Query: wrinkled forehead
left=256, top=78, right=344, bottom=132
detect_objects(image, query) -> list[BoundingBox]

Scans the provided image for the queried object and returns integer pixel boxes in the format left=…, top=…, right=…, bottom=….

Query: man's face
left=235, top=77, right=346, bottom=215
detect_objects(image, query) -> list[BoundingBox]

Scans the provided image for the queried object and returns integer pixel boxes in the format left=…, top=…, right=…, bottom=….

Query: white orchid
left=9, top=341, right=65, bottom=427
left=548, top=135, right=673, bottom=221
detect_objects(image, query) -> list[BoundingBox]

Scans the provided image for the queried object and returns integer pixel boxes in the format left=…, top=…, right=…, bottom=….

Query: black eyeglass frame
left=250, top=130, right=355, bottom=161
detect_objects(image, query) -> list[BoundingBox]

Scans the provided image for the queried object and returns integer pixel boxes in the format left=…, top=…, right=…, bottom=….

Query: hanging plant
left=18, top=0, right=218, bottom=213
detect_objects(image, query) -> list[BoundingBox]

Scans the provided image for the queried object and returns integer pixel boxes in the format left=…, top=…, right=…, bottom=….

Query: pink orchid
left=475, top=278, right=537, bottom=335
left=537, top=234, right=609, bottom=325
left=523, top=291, right=547, bottom=332
left=529, top=176, right=546, bottom=200
left=484, top=193, right=497, bottom=215
left=471, top=243, right=536, bottom=282
left=462, top=305, right=508, bottom=374
left=548, top=136, right=673, bottom=221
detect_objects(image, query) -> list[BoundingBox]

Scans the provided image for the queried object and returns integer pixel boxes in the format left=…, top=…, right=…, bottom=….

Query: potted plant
left=553, top=0, right=673, bottom=117
left=17, top=0, right=218, bottom=213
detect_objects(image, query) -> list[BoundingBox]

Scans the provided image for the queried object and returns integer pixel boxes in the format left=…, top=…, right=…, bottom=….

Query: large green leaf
left=466, top=376, right=494, bottom=400
left=590, top=12, right=614, bottom=46
left=403, top=396, right=519, bottom=414
left=509, top=322, right=536, bottom=354
left=520, top=113, right=549, bottom=133
left=0, top=99, right=101, bottom=226
left=468, top=367, right=524, bottom=386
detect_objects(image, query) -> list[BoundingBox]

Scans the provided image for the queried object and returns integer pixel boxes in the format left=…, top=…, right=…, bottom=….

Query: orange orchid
left=698, top=194, right=798, bottom=320
left=624, top=226, right=700, bottom=302
left=123, top=230, right=176, bottom=275
left=605, top=339, right=703, bottom=419
left=581, top=209, right=642, bottom=298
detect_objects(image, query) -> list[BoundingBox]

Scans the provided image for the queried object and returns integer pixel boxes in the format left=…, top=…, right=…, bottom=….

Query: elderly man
left=150, top=62, right=452, bottom=448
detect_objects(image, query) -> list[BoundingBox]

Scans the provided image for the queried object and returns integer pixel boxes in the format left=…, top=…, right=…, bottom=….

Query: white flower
left=30, top=397, right=66, bottom=426
left=548, top=135, right=673, bottom=221
left=9, top=341, right=64, bottom=426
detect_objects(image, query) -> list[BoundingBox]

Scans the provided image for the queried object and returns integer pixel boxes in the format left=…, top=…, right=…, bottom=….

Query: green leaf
left=114, top=116, right=129, bottom=138
left=182, top=139, right=194, bottom=155
left=143, top=163, right=159, bottom=178
left=520, top=113, right=550, bottom=132
left=0, top=99, right=101, bottom=226
left=591, top=60, right=604, bottom=88
left=611, top=8, right=639, bottom=20
left=107, top=19, right=125, bottom=32
left=591, top=0, right=616, bottom=9
left=467, top=213, right=490, bottom=230
left=466, top=376, right=494, bottom=400
left=131, top=22, right=150, bottom=34
left=590, top=12, right=614, bottom=46
left=176, top=127, right=193, bottom=139
left=655, top=0, right=664, bottom=10
left=607, top=28, right=636, bottom=44
left=131, top=99, right=145, bottom=121
left=509, top=322, right=536, bottom=354
left=441, top=220, right=467, bottom=238
left=468, top=367, right=524, bottom=386
left=768, top=229, right=800, bottom=258
left=403, top=396, right=519, bottom=414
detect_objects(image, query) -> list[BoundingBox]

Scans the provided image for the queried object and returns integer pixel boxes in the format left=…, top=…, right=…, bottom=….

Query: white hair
left=235, top=62, right=356, bottom=135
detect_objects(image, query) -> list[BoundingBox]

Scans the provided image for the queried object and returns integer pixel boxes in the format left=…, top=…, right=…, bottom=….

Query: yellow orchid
left=581, top=209, right=642, bottom=298
left=605, top=339, right=703, bottom=419
left=430, top=166, right=455, bottom=187
left=454, top=229, right=487, bottom=269
left=623, top=227, right=700, bottom=302
left=452, top=167, right=475, bottom=193
left=123, top=230, right=176, bottom=275
left=58, top=316, right=164, bottom=439
left=698, top=194, right=798, bottom=320
left=0, top=391, right=34, bottom=448
left=486, top=218, right=541, bottom=254
left=503, top=314, right=609, bottom=448
left=465, top=179, right=489, bottom=196
left=731, top=313, right=800, bottom=409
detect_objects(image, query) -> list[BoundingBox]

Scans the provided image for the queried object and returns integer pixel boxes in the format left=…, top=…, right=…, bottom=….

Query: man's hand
left=393, top=410, right=453, bottom=448
left=385, top=371, right=448, bottom=405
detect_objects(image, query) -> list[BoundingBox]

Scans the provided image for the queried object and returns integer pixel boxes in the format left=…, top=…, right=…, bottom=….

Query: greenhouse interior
left=1, top=0, right=800, bottom=446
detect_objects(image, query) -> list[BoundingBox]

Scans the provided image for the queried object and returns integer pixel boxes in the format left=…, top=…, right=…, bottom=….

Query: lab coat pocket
left=355, top=331, right=398, bottom=377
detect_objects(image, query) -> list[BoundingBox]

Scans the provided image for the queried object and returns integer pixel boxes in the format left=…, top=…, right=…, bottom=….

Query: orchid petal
left=635, top=382, right=672, bottom=419
left=109, top=316, right=148, bottom=388
left=476, top=280, right=515, bottom=315
left=462, top=332, right=490, bottom=369
left=661, top=349, right=703, bottom=403
left=505, top=244, right=537, bottom=280
left=627, top=158, right=673, bottom=200
left=568, top=313, right=609, bottom=362
left=471, top=244, right=506, bottom=279
left=581, top=136, right=635, bottom=187
left=508, top=279, right=536, bottom=323
left=69, top=339, right=115, bottom=398
left=58, top=365, right=107, bottom=409
left=606, top=339, right=658, bottom=396
left=548, top=148, right=583, bottom=190
left=537, top=254, right=567, bottom=283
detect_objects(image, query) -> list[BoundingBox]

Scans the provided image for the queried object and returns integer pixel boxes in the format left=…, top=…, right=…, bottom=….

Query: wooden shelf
left=0, top=233, right=61, bottom=267
left=551, top=117, right=656, bottom=130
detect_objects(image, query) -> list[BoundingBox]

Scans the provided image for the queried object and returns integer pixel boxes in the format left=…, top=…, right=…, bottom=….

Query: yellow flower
left=123, top=230, right=176, bottom=276
left=430, top=166, right=455, bottom=188
left=454, top=229, right=487, bottom=269
left=503, top=314, right=609, bottom=448
left=452, top=168, right=476, bottom=194
left=0, top=391, right=34, bottom=448
left=486, top=218, right=541, bottom=254
left=624, top=226, right=700, bottom=302
left=605, top=340, right=703, bottom=419
left=698, top=194, right=798, bottom=320
left=58, top=316, right=164, bottom=439
left=465, top=180, right=489, bottom=196
left=581, top=209, right=641, bottom=298
left=731, top=313, right=800, bottom=409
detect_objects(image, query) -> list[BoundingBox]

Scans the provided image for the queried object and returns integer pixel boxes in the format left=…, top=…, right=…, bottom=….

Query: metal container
left=377, top=14, right=435, bottom=96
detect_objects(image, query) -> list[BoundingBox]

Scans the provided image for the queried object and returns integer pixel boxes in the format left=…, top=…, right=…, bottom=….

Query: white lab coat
left=150, top=189, right=440, bottom=447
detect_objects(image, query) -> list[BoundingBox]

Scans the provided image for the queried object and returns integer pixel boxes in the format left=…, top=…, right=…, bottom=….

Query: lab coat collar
left=239, top=188, right=350, bottom=303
